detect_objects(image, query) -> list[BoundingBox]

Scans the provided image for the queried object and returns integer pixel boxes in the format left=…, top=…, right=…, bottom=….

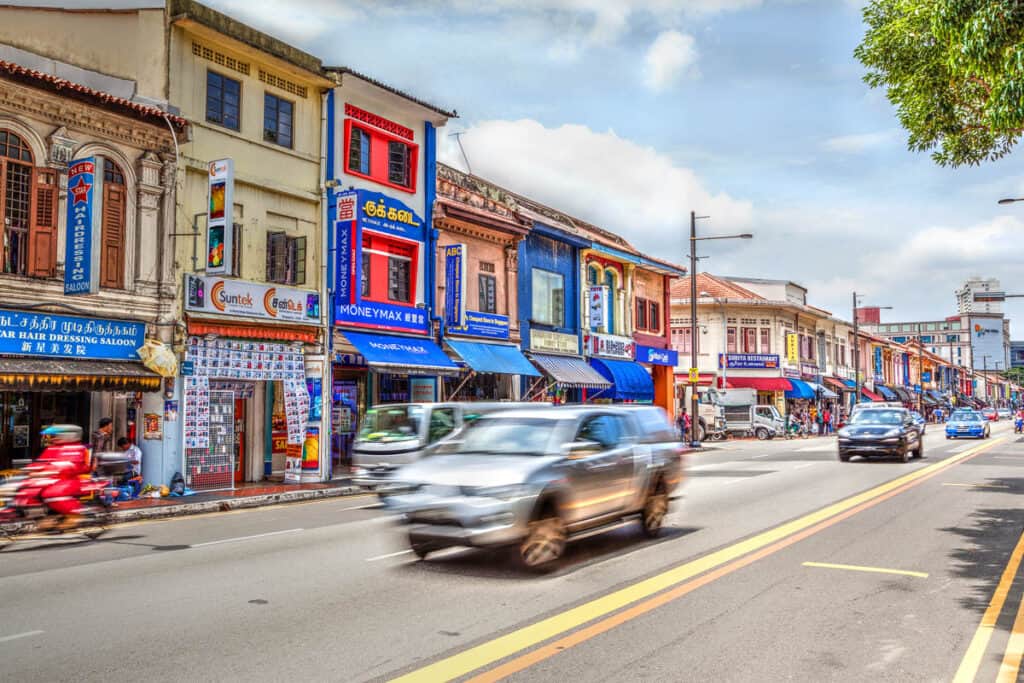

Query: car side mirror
left=564, top=440, right=602, bottom=459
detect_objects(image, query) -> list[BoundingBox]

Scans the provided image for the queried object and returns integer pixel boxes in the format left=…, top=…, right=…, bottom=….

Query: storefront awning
left=530, top=354, right=611, bottom=389
left=805, top=382, right=838, bottom=399
left=0, top=357, right=161, bottom=391
left=446, top=340, right=540, bottom=377
left=921, top=392, right=938, bottom=405
left=927, top=390, right=946, bottom=402
left=342, top=331, right=460, bottom=375
left=875, top=385, right=898, bottom=401
left=785, top=379, right=816, bottom=400
left=824, top=377, right=850, bottom=392
left=893, top=387, right=912, bottom=402
left=589, top=358, right=654, bottom=401
left=725, top=377, right=793, bottom=392
left=843, top=379, right=858, bottom=389
left=861, top=387, right=883, bottom=402
left=189, top=317, right=319, bottom=344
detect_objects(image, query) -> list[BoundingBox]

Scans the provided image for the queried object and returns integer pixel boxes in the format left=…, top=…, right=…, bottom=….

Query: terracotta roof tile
left=671, top=273, right=765, bottom=301
left=0, top=60, right=188, bottom=130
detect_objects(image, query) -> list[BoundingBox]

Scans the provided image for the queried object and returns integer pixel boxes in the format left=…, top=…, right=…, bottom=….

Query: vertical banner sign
left=206, top=159, right=234, bottom=274
left=444, top=244, right=466, bottom=328
left=64, top=158, right=103, bottom=295
left=589, top=285, right=607, bottom=331
left=786, top=333, right=799, bottom=363
left=874, top=346, right=883, bottom=377
left=334, top=190, right=358, bottom=306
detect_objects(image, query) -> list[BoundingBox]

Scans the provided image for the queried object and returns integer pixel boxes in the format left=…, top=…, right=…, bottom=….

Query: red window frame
left=759, top=328, right=770, bottom=353
left=343, top=119, right=419, bottom=194
left=360, top=230, right=419, bottom=305
left=742, top=327, right=757, bottom=353
left=727, top=327, right=737, bottom=353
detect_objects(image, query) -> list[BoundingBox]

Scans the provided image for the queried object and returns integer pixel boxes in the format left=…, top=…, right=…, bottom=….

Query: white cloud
left=822, top=130, right=898, bottom=154
left=439, top=119, right=753, bottom=260
left=643, top=30, right=699, bottom=91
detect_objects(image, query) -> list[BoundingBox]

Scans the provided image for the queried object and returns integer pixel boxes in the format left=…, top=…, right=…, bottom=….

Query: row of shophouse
left=670, top=274, right=1021, bottom=420
left=0, top=1, right=684, bottom=489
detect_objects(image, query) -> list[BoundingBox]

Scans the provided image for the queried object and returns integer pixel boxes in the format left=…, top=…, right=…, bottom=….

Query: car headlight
left=837, top=428, right=850, bottom=438
left=464, top=484, right=531, bottom=500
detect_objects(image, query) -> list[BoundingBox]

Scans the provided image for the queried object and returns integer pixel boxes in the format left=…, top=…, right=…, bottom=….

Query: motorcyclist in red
left=29, top=425, right=92, bottom=530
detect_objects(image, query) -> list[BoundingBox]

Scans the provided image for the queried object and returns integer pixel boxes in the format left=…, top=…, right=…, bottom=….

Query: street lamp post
left=917, top=323, right=924, bottom=416
left=688, top=210, right=752, bottom=447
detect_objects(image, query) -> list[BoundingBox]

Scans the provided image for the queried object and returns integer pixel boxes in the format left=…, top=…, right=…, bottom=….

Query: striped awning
left=0, top=358, right=161, bottom=391
left=529, top=354, right=611, bottom=388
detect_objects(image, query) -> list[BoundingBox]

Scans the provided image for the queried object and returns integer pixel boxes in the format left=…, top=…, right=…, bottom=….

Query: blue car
left=945, top=410, right=990, bottom=439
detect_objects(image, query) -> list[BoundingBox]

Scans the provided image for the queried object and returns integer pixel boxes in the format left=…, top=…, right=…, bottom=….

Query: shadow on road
left=0, top=533, right=189, bottom=554
left=397, top=523, right=702, bottom=581
left=940, top=476, right=1024, bottom=617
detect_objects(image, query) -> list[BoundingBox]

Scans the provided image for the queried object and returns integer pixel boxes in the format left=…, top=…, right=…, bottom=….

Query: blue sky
left=209, top=0, right=1024, bottom=334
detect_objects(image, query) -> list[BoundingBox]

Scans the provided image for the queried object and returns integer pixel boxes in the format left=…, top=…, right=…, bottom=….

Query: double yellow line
left=392, top=437, right=1006, bottom=682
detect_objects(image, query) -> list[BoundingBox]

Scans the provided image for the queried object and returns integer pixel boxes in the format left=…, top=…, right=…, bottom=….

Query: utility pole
left=918, top=322, right=924, bottom=415
left=853, top=292, right=860, bottom=408
left=689, top=211, right=700, bottom=447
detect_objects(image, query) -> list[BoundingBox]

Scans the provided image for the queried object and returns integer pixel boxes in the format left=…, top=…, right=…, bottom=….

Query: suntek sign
left=185, top=275, right=319, bottom=325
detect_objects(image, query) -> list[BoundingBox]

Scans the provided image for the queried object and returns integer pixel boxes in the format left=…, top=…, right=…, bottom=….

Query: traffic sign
left=689, top=367, right=700, bottom=384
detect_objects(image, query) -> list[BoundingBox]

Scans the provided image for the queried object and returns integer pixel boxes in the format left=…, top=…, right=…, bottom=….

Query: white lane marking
left=338, top=502, right=383, bottom=512
left=0, top=630, right=44, bottom=644
left=751, top=453, right=773, bottom=459
left=690, top=462, right=739, bottom=471
left=190, top=528, right=304, bottom=548
left=366, top=549, right=413, bottom=562
left=793, top=463, right=818, bottom=470
left=721, top=478, right=746, bottom=486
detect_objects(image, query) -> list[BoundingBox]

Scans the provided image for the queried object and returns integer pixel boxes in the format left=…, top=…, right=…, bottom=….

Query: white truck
left=696, top=388, right=786, bottom=440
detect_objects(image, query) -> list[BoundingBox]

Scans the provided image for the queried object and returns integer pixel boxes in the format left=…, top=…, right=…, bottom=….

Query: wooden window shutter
left=100, top=181, right=126, bottom=288
left=293, top=236, right=306, bottom=285
left=28, top=169, right=58, bottom=278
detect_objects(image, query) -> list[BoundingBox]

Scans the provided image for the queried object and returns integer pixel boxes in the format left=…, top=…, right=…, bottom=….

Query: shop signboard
left=922, top=371, right=932, bottom=383
left=333, top=189, right=428, bottom=335
left=589, top=286, right=607, bottom=331
left=530, top=329, right=578, bottom=355
left=786, top=334, right=799, bottom=363
left=206, top=158, right=234, bottom=275
left=64, top=157, right=103, bottom=295
left=587, top=332, right=635, bottom=360
left=636, top=344, right=678, bottom=366
left=874, top=346, right=883, bottom=377
left=718, top=353, right=779, bottom=369
left=0, top=309, right=144, bottom=360
left=184, top=274, right=320, bottom=325
left=410, top=377, right=436, bottom=402
left=802, top=363, right=821, bottom=378
left=444, top=243, right=466, bottom=328
left=783, top=367, right=801, bottom=379
left=448, top=311, right=510, bottom=340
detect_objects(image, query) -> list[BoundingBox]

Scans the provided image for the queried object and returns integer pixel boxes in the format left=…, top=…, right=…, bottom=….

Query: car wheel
left=408, top=536, right=433, bottom=560
left=520, top=509, right=567, bottom=571
left=755, top=427, right=769, bottom=441
left=899, top=446, right=911, bottom=463
left=838, top=451, right=851, bottom=462
left=946, top=435, right=951, bottom=440
left=913, top=439, right=924, bottom=459
left=641, top=480, right=669, bottom=538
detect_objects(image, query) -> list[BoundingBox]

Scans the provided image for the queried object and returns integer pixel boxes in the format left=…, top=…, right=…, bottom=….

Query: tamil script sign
left=185, top=274, right=320, bottom=325
left=718, top=353, right=779, bottom=369
left=0, top=309, right=144, bottom=361
left=63, top=158, right=102, bottom=295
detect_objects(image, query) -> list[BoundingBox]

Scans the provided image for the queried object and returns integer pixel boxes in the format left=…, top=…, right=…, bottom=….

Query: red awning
left=824, top=376, right=849, bottom=391
left=674, top=373, right=730, bottom=387
left=861, top=388, right=883, bottom=401
left=187, top=318, right=319, bottom=344
left=724, top=377, right=793, bottom=392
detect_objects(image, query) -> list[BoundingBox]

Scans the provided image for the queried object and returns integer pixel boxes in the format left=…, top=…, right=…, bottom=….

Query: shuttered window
left=478, top=274, right=496, bottom=313
left=100, top=159, right=126, bottom=289
left=266, top=231, right=306, bottom=285
left=29, top=169, right=58, bottom=277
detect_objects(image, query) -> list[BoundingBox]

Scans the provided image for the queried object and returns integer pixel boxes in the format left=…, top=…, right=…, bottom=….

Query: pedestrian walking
left=822, top=407, right=832, bottom=435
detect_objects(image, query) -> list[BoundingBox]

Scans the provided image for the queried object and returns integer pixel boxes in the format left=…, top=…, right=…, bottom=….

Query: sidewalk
left=2, top=478, right=365, bottom=534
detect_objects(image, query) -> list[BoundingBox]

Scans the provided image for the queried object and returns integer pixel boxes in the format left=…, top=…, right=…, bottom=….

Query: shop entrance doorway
left=234, top=397, right=246, bottom=485
left=0, top=391, right=90, bottom=468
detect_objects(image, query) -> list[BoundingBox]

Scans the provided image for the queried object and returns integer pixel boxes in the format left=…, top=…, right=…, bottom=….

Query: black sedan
left=837, top=407, right=923, bottom=463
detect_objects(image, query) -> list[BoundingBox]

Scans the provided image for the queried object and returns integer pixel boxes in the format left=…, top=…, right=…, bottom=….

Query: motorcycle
left=0, top=452, right=130, bottom=546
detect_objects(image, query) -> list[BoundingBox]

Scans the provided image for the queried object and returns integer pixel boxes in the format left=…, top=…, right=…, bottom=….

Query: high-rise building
left=956, top=277, right=1004, bottom=315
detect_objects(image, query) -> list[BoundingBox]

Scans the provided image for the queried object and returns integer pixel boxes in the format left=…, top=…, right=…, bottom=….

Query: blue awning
left=876, top=385, right=898, bottom=401
left=805, top=381, right=838, bottom=399
left=342, top=331, right=459, bottom=375
left=531, top=353, right=611, bottom=389
left=785, top=379, right=816, bottom=400
left=842, top=379, right=857, bottom=389
left=589, top=358, right=654, bottom=401
left=446, top=340, right=540, bottom=377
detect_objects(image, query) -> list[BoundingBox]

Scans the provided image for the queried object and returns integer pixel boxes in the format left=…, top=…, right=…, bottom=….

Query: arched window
left=603, top=269, right=617, bottom=333
left=100, top=158, right=126, bottom=289
left=587, top=264, right=600, bottom=286
left=0, top=131, right=56, bottom=278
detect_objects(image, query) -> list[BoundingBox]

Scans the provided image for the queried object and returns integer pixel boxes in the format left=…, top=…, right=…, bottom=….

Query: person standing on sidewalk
left=91, top=417, right=113, bottom=454
left=822, top=407, right=833, bottom=435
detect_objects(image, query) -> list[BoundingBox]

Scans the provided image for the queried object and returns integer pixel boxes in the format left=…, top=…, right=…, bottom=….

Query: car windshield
left=457, top=417, right=559, bottom=456
left=357, top=406, right=423, bottom=442
left=950, top=411, right=980, bottom=422
left=850, top=410, right=904, bottom=425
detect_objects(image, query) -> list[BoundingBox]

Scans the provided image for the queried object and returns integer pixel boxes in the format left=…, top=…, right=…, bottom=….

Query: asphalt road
left=2, top=422, right=1024, bottom=682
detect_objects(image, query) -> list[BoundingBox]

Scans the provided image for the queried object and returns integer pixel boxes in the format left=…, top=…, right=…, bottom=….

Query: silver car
left=389, top=405, right=685, bottom=570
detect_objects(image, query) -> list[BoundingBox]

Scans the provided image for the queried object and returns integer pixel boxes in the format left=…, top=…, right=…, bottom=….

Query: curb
left=2, top=484, right=365, bottom=535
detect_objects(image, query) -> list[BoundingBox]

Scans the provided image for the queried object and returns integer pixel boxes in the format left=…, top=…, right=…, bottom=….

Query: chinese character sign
left=63, top=158, right=102, bottom=295
left=0, top=309, right=144, bottom=360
